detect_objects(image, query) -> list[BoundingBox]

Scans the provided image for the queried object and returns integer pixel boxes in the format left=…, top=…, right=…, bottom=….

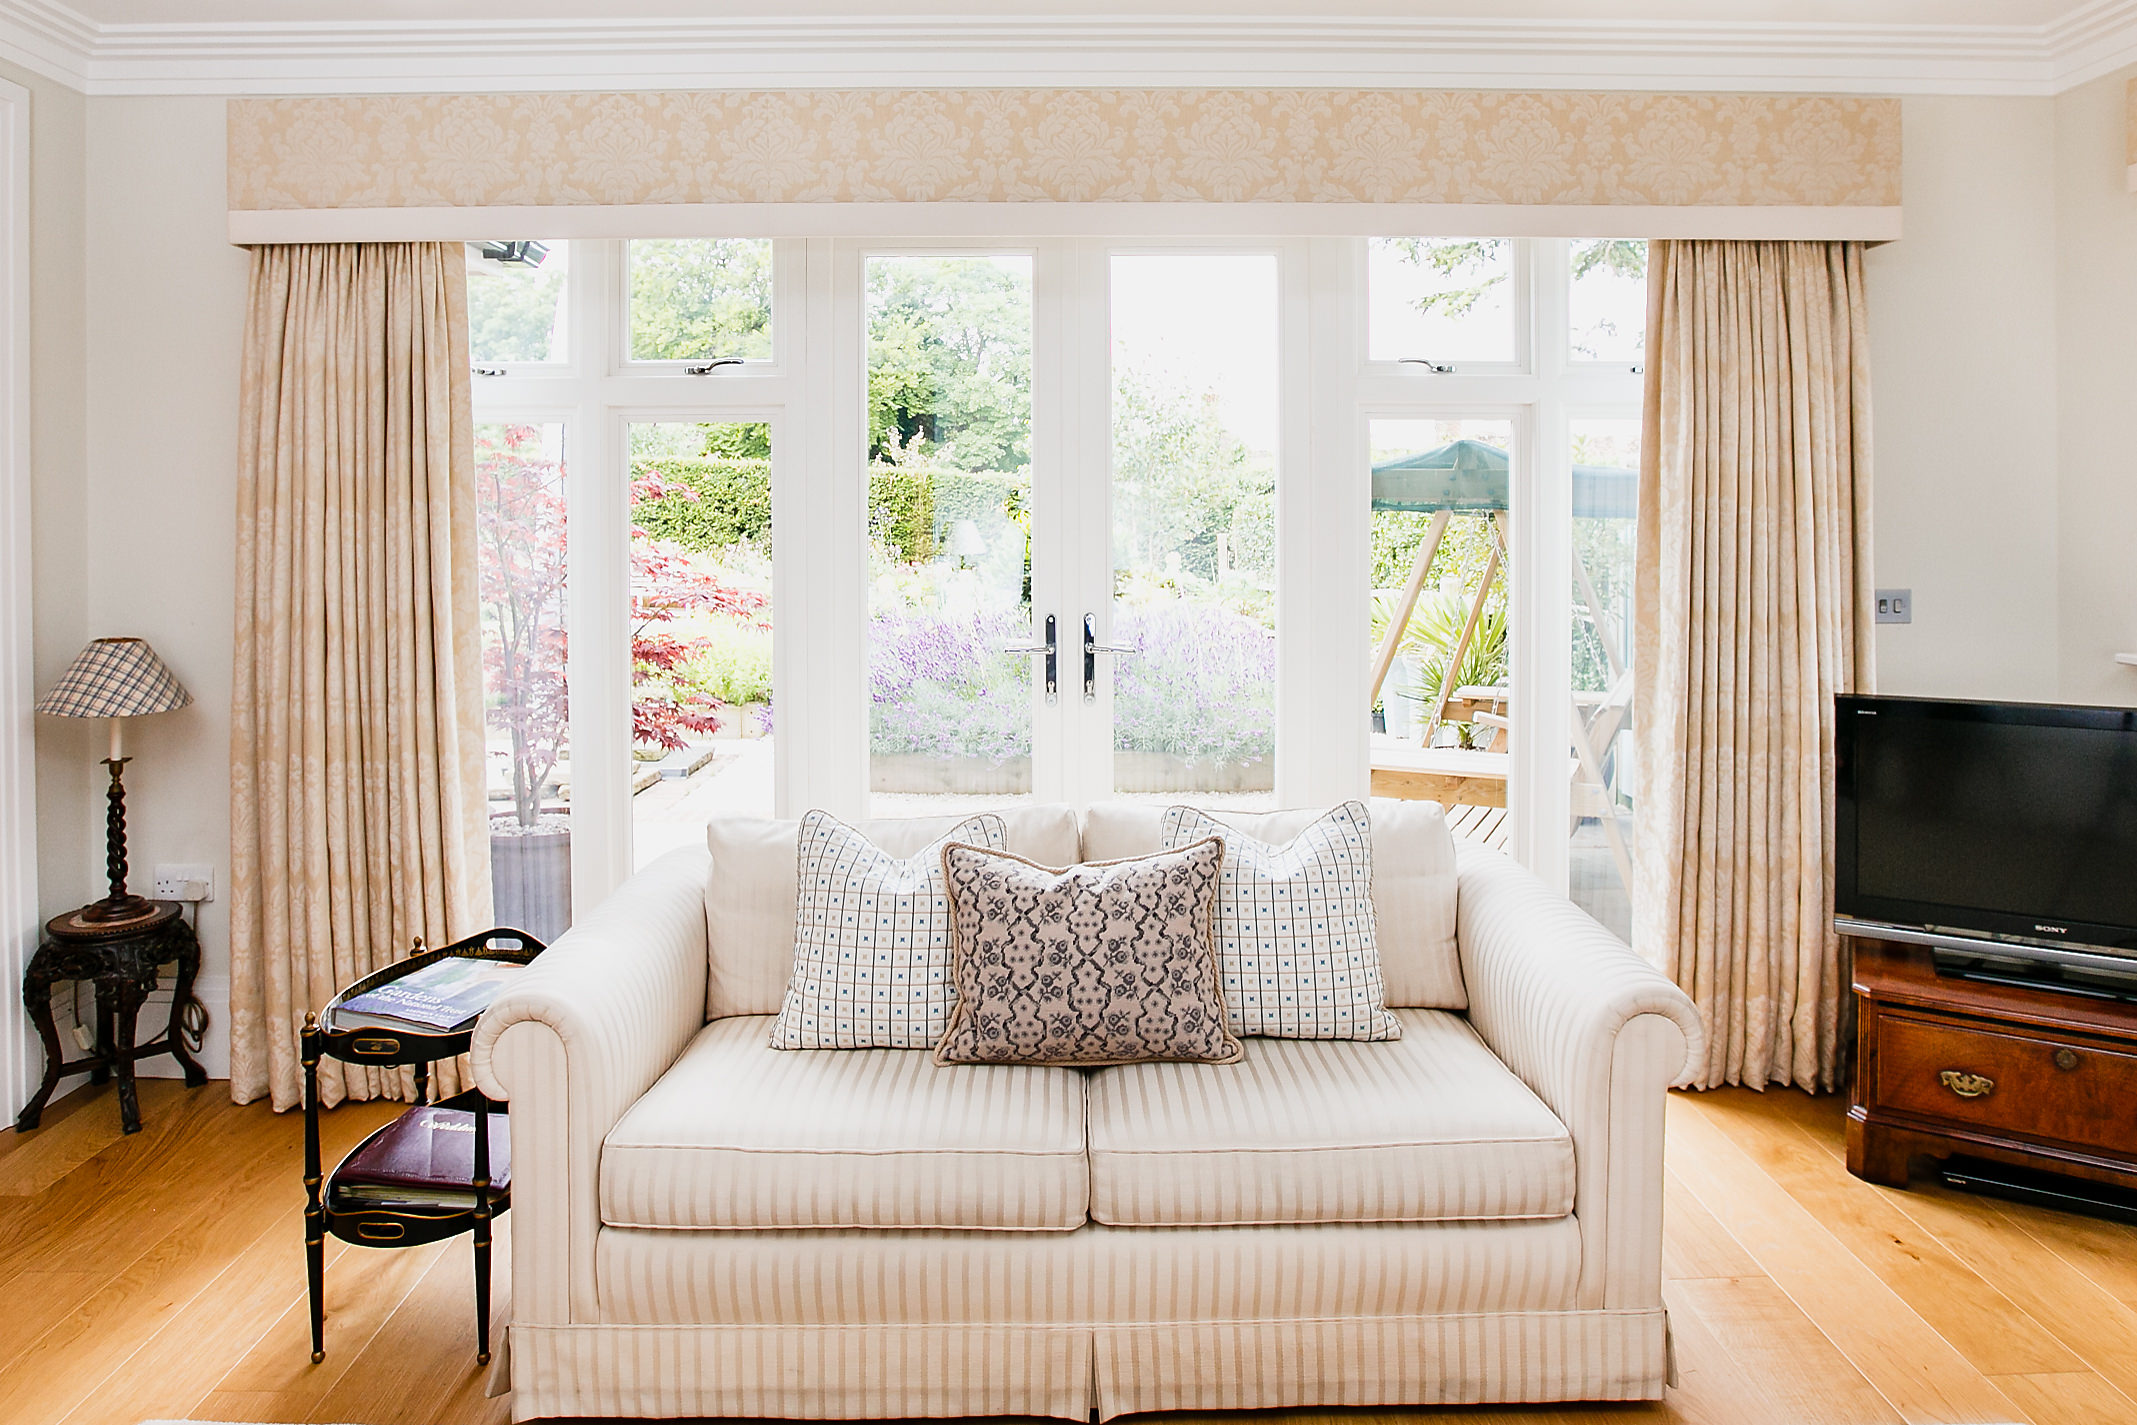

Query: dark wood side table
left=1848, top=939, right=2137, bottom=1191
left=304, top=927, right=544, bottom=1366
left=15, top=900, right=208, bottom=1135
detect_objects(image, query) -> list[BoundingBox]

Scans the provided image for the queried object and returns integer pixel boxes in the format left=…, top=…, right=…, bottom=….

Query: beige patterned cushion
left=1086, top=1007, right=1574, bottom=1226
left=935, top=840, right=1243, bottom=1068
left=601, top=1016, right=1090, bottom=1231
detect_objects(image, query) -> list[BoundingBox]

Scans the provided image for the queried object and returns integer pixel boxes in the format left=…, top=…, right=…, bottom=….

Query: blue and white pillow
left=770, top=809, right=1008, bottom=1049
left=1160, top=800, right=1400, bottom=1041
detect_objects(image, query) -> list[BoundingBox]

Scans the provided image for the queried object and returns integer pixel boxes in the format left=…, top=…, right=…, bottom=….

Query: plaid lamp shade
left=35, top=637, right=193, bottom=720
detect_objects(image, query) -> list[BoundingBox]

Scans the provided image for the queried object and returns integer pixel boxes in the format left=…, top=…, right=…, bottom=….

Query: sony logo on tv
left=2034, top=924, right=2069, bottom=936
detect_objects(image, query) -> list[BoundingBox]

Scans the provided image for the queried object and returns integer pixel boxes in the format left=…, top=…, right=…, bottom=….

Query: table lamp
left=35, top=637, right=193, bottom=933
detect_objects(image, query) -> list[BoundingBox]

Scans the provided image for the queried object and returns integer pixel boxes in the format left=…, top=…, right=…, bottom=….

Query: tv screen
left=1836, top=695, right=2137, bottom=954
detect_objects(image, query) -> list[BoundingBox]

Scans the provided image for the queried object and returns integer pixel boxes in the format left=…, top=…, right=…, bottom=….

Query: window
left=471, top=235, right=1644, bottom=913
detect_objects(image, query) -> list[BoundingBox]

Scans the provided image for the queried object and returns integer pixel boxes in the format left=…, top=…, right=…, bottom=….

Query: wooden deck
left=1446, top=801, right=1511, bottom=851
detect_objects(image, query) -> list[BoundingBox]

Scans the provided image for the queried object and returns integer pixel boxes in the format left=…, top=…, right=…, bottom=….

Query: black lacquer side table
left=15, top=900, right=208, bottom=1135
left=303, top=926, right=544, bottom=1366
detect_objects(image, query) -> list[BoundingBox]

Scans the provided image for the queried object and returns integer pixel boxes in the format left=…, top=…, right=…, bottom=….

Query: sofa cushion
left=1083, top=798, right=1463, bottom=1009
left=1085, top=1008, right=1572, bottom=1227
left=601, top=1016, right=1090, bottom=1231
left=706, top=804, right=1083, bottom=1020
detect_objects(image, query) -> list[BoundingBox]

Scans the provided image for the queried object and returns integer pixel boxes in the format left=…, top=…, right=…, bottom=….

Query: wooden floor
left=6, top=1079, right=2137, bottom=1425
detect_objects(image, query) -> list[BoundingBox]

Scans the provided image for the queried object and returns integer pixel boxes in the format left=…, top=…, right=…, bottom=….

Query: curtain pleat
left=229, top=242, right=492, bottom=1111
left=1634, top=240, right=1875, bottom=1093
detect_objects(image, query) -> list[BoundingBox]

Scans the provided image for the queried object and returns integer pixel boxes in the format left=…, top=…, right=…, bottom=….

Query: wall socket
left=1874, top=589, right=1912, bottom=625
left=153, top=863, right=215, bottom=902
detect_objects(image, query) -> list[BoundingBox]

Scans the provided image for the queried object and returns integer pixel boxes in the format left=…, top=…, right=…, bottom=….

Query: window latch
left=684, top=357, right=745, bottom=376
left=473, top=365, right=506, bottom=378
left=1399, top=357, right=1453, bottom=374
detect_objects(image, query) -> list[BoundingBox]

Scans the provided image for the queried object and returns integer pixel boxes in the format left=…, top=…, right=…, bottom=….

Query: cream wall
left=2053, top=68, right=2137, bottom=709
left=1865, top=95, right=2063, bottom=700
left=27, top=84, right=2134, bottom=1086
left=80, top=96, right=247, bottom=1076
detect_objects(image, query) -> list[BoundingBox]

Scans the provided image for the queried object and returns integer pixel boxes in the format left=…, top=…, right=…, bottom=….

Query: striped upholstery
left=597, top=1218, right=1580, bottom=1324
left=599, top=1016, right=1089, bottom=1231
left=1087, top=1009, right=1573, bottom=1226
left=1453, top=842, right=1704, bottom=1309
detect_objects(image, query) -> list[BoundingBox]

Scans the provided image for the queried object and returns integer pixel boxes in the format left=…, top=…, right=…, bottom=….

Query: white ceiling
left=3, top=0, right=2135, bottom=96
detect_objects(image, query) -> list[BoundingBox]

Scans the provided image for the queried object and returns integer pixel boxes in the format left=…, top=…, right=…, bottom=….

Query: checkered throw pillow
left=1159, top=800, right=1400, bottom=1040
left=769, top=809, right=1009, bottom=1050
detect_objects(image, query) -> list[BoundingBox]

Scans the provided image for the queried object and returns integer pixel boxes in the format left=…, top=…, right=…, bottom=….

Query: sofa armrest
left=471, top=846, right=711, bottom=1324
left=1455, top=843, right=1703, bottom=1311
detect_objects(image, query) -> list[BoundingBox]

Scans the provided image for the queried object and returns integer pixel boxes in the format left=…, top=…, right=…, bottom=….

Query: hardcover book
left=335, top=1106, right=510, bottom=1209
left=334, top=956, right=524, bottom=1033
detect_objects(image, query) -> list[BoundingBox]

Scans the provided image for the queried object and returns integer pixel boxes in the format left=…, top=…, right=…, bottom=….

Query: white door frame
left=0, top=75, right=38, bottom=1117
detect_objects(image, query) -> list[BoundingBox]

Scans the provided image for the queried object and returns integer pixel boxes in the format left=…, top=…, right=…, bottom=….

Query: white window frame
left=472, top=231, right=1639, bottom=911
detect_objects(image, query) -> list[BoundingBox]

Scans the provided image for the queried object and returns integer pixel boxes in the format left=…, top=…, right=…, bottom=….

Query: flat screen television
left=1835, top=694, right=2137, bottom=996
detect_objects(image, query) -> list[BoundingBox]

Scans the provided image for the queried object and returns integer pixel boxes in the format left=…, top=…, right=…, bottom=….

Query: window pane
left=628, top=421, right=775, bottom=862
left=1570, top=239, right=1648, bottom=364
left=865, top=255, right=1035, bottom=818
left=466, top=241, right=567, bottom=365
left=627, top=238, right=773, bottom=362
left=1368, top=418, right=1514, bottom=850
left=1110, top=253, right=1277, bottom=809
left=1570, top=418, right=1640, bottom=940
left=1368, top=238, right=1515, bottom=364
left=477, top=421, right=572, bottom=941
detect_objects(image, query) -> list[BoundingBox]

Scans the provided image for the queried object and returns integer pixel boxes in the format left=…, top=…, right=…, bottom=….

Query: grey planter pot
left=490, top=818, right=572, bottom=945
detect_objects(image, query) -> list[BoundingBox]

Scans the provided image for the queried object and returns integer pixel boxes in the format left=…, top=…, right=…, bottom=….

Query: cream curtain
left=229, top=243, right=492, bottom=1111
left=1633, top=240, right=1875, bottom=1094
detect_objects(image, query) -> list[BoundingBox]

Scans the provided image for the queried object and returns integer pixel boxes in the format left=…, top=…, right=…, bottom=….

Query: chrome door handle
left=1083, top=614, right=1139, bottom=703
left=1004, top=614, right=1057, bottom=704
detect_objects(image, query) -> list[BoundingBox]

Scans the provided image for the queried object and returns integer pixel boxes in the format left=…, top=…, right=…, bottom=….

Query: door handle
left=1083, top=613, right=1138, bottom=704
left=1004, top=614, right=1057, bottom=704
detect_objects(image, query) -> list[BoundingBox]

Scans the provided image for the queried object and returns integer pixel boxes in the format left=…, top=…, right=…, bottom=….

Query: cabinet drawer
left=1874, top=1013, right=2137, bottom=1157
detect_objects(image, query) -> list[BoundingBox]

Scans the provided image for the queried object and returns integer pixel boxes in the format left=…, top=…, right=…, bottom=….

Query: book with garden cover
left=334, top=956, right=524, bottom=1034
left=335, top=1106, right=511, bottom=1209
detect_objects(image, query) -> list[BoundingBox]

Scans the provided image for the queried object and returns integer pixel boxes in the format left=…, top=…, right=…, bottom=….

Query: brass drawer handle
left=1939, top=1069, right=1996, bottom=1099
left=2055, top=1049, right=2079, bottom=1071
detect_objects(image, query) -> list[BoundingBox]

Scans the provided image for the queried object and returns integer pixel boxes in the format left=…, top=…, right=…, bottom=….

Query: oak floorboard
left=1690, top=1087, right=2082, bottom=1377
left=1660, top=1169, right=1761, bottom=1283
left=1664, top=1275, right=1904, bottom=1425
left=1986, top=1371, right=2137, bottom=1425
left=1666, top=1095, right=2030, bottom=1423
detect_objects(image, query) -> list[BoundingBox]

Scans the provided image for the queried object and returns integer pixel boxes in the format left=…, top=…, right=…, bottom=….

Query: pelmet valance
left=228, top=89, right=1900, bottom=242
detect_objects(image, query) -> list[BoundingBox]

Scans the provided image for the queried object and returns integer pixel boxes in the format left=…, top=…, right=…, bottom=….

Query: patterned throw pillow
left=769, top=810, right=1007, bottom=1050
left=934, top=840, right=1243, bottom=1068
left=1160, top=800, right=1401, bottom=1041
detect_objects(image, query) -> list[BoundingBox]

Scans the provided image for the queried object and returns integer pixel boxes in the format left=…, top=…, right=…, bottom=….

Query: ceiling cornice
left=2, top=0, right=2136, bottom=98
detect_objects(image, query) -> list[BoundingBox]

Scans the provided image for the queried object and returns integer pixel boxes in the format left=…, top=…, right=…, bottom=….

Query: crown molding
left=2, top=1, right=2136, bottom=98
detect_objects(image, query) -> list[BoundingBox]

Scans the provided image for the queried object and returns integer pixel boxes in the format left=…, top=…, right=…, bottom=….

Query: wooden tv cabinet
left=1848, top=940, right=2137, bottom=1190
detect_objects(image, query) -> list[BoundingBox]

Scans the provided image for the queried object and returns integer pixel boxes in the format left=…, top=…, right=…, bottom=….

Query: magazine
left=333, top=1105, right=510, bottom=1210
left=333, top=956, right=524, bottom=1034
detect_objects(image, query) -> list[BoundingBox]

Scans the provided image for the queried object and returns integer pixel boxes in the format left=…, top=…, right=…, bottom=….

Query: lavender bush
left=868, top=600, right=1274, bottom=765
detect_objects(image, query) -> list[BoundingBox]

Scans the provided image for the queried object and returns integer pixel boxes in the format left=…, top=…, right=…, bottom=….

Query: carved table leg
left=165, top=924, right=208, bottom=1087
left=15, top=948, right=65, bottom=1132
left=105, top=970, right=149, bottom=1135
left=90, top=988, right=113, bottom=1086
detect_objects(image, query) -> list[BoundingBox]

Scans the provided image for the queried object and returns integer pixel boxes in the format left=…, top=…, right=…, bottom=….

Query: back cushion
left=1080, top=798, right=1464, bottom=1009
left=705, top=804, right=1083, bottom=1020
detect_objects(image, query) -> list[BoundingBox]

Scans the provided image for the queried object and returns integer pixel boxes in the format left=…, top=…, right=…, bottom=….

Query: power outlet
left=153, top=863, right=215, bottom=902
left=1874, top=589, right=1912, bottom=625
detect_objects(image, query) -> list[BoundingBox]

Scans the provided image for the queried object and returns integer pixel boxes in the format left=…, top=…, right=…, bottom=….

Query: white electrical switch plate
left=1874, top=589, right=1911, bottom=625
left=152, top=863, right=215, bottom=902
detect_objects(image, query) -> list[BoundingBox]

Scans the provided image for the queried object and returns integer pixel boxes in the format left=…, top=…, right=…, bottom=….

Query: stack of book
left=335, top=1106, right=511, bottom=1210
left=333, top=957, right=525, bottom=1034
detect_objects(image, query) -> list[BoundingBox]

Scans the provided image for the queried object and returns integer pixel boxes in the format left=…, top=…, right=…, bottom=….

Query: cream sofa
left=471, top=801, right=1703, bottom=1422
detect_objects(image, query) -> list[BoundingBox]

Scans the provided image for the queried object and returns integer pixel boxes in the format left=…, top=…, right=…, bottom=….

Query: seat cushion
left=706, top=804, right=1083, bottom=1019
left=1086, top=1008, right=1573, bottom=1227
left=1081, top=798, right=1463, bottom=1009
left=602, top=1016, right=1090, bottom=1231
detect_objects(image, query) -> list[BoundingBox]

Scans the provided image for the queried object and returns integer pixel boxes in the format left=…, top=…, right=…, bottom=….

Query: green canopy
left=1371, top=438, right=1637, bottom=520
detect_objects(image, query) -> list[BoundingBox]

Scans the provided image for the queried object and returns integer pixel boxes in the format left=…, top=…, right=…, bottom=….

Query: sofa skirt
left=504, top=1310, right=1670, bottom=1421
left=504, top=1219, right=1667, bottom=1420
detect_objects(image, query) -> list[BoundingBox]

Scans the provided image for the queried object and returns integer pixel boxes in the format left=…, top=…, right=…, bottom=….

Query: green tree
left=467, top=255, right=565, bottom=363
left=1111, top=364, right=1270, bottom=583
left=866, top=257, right=1032, bottom=473
left=1387, top=237, right=1510, bottom=319
left=628, top=239, right=773, bottom=361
